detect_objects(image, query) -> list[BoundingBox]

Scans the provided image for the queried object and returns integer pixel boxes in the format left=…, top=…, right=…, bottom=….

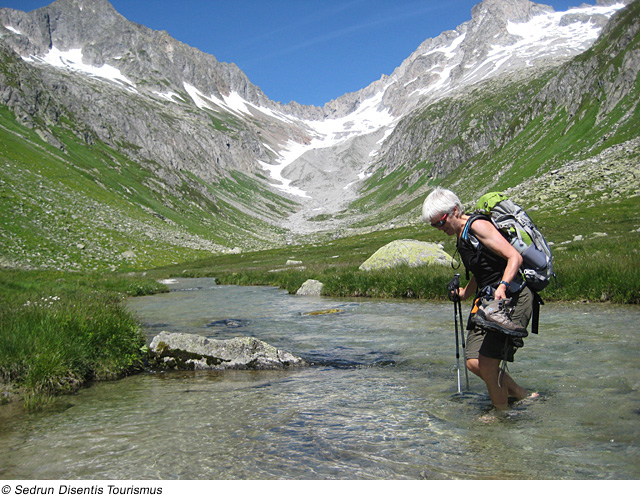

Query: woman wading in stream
left=422, top=187, right=538, bottom=410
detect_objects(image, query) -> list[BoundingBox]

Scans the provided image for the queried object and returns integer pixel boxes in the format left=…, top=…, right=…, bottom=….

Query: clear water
left=1, top=278, right=638, bottom=479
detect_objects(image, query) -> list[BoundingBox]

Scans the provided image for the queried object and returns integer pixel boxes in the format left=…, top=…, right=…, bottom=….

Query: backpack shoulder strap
left=459, top=214, right=487, bottom=281
left=461, top=213, right=490, bottom=242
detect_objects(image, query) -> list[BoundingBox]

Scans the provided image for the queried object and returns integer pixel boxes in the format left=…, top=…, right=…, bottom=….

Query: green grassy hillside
left=0, top=106, right=296, bottom=272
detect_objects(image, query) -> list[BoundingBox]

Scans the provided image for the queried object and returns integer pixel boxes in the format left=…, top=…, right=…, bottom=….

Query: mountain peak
left=0, top=0, right=126, bottom=55
left=40, top=0, right=124, bottom=29
left=473, top=0, right=553, bottom=23
left=47, top=0, right=120, bottom=15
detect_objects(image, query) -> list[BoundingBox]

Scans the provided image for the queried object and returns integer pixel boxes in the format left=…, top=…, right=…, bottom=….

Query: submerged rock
left=149, top=332, right=307, bottom=371
left=301, top=308, right=344, bottom=316
left=359, top=239, right=455, bottom=271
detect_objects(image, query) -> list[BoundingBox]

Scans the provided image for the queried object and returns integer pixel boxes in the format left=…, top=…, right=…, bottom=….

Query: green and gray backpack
left=466, top=192, right=555, bottom=292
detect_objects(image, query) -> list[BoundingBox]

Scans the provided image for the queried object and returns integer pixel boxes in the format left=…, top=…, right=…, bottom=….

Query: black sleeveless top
left=457, top=216, right=507, bottom=290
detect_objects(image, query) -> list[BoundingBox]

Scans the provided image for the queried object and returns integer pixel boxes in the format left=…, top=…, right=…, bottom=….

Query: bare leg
left=500, top=371, right=529, bottom=400
left=466, top=357, right=529, bottom=409
left=477, top=355, right=509, bottom=409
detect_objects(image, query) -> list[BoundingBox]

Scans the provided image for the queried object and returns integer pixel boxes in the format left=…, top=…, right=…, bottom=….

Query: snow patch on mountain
left=258, top=142, right=312, bottom=198
left=305, top=91, right=395, bottom=145
left=503, top=3, right=626, bottom=59
left=409, top=3, right=626, bottom=100
left=22, top=46, right=136, bottom=89
left=184, top=83, right=243, bottom=115
left=259, top=85, right=397, bottom=197
left=3, top=25, right=21, bottom=35
left=471, top=3, right=623, bottom=86
left=182, top=82, right=297, bottom=126
left=422, top=32, right=466, bottom=60
left=129, top=74, right=396, bottom=198
left=151, top=90, right=181, bottom=101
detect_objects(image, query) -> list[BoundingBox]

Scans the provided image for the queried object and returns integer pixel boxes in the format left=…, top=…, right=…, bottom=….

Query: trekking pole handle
left=446, top=273, right=461, bottom=302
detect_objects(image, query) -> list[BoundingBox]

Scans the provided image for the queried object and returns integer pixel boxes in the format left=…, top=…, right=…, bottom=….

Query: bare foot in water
left=514, top=392, right=541, bottom=406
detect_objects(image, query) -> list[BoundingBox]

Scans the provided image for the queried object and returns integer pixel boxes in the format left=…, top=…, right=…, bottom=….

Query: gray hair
left=421, top=187, right=464, bottom=222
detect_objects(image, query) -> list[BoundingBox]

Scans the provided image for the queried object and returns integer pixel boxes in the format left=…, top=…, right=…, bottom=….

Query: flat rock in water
left=359, top=239, right=454, bottom=271
left=149, top=332, right=307, bottom=370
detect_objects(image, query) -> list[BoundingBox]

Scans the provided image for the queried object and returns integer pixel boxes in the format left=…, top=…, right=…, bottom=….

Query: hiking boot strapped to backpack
left=473, top=297, right=528, bottom=338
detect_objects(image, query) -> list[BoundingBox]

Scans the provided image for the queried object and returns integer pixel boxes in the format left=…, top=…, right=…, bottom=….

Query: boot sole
left=473, top=314, right=529, bottom=338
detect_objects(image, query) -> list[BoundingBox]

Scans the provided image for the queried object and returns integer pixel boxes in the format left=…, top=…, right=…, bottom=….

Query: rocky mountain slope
left=357, top=0, right=639, bottom=227
left=0, top=0, right=638, bottom=272
left=272, top=0, right=633, bottom=230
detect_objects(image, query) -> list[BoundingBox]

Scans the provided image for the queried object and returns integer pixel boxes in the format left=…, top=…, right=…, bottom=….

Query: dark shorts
left=465, top=286, right=533, bottom=362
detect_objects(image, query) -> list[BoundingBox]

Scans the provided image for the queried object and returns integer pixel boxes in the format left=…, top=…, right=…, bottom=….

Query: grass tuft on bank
left=0, top=269, right=168, bottom=409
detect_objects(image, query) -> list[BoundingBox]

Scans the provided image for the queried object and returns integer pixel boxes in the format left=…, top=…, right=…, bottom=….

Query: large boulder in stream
left=359, top=239, right=455, bottom=271
left=149, top=332, right=307, bottom=370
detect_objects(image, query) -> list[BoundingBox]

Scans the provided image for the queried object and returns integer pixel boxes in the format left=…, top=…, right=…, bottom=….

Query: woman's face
left=430, top=210, right=455, bottom=236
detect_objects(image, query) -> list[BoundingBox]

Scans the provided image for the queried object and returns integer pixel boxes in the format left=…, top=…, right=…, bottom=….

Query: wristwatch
left=498, top=280, right=510, bottom=288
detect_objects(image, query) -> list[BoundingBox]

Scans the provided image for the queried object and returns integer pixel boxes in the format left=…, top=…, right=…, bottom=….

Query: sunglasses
left=431, top=213, right=449, bottom=228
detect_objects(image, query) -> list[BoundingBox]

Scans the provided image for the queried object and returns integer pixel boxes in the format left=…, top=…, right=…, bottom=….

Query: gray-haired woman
left=422, top=187, right=538, bottom=410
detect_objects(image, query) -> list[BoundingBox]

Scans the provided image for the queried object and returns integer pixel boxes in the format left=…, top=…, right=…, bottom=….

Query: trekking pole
left=457, top=297, right=470, bottom=391
left=447, top=274, right=463, bottom=394
left=447, top=273, right=471, bottom=394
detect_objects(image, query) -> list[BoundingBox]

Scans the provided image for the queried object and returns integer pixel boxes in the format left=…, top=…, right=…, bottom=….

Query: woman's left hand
left=495, top=284, right=508, bottom=301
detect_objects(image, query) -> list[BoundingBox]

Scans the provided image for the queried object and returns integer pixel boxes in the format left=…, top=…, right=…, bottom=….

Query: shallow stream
left=1, top=278, right=638, bottom=479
